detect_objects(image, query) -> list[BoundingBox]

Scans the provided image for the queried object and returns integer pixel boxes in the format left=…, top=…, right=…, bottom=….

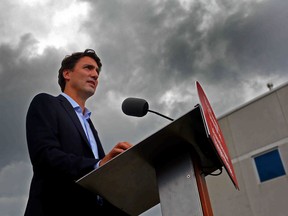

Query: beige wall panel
left=207, top=163, right=253, bottom=216
left=226, top=93, right=288, bottom=155
left=218, top=117, right=237, bottom=158
left=241, top=155, right=288, bottom=216
left=276, top=85, right=288, bottom=128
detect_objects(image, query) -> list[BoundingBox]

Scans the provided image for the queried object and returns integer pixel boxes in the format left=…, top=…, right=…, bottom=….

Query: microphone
left=122, top=97, right=148, bottom=117
left=122, top=97, right=174, bottom=121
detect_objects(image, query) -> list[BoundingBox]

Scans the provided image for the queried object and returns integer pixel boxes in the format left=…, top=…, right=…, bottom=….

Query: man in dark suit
left=25, top=49, right=132, bottom=215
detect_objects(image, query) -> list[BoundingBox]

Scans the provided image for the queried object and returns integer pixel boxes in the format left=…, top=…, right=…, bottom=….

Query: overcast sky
left=1, top=0, right=288, bottom=215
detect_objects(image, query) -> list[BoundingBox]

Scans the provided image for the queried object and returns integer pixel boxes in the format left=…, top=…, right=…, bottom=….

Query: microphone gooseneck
left=148, top=110, right=174, bottom=121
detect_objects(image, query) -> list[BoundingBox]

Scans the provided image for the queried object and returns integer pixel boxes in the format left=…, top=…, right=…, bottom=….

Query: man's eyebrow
left=83, top=63, right=95, bottom=67
left=83, top=64, right=100, bottom=72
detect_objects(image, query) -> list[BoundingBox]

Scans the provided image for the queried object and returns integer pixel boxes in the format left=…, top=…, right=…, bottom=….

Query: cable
left=208, top=168, right=223, bottom=176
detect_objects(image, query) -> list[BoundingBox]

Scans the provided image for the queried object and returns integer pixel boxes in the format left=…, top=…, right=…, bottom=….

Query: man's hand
left=99, top=142, right=132, bottom=166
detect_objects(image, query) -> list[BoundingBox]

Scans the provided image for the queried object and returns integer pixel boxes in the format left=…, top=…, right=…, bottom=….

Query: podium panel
left=156, top=151, right=203, bottom=216
left=77, top=106, right=222, bottom=215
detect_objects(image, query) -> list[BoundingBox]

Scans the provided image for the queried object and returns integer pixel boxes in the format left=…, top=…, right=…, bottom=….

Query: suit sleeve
left=26, top=93, right=99, bottom=180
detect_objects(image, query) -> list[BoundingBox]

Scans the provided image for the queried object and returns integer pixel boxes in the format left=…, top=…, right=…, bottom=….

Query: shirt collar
left=61, top=93, right=91, bottom=117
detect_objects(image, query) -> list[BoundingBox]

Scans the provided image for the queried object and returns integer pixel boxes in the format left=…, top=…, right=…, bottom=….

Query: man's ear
left=63, top=69, right=71, bottom=81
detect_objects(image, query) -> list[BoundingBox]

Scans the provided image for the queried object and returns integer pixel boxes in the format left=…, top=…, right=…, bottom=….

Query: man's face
left=64, top=56, right=100, bottom=99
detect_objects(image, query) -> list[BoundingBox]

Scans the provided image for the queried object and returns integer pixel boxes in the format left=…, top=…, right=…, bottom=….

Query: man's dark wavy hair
left=58, top=49, right=102, bottom=92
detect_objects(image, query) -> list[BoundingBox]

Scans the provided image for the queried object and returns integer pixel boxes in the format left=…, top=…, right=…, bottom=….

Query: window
left=254, top=149, right=286, bottom=182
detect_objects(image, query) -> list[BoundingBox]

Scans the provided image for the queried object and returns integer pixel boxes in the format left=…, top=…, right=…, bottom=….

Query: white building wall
left=206, top=83, right=288, bottom=216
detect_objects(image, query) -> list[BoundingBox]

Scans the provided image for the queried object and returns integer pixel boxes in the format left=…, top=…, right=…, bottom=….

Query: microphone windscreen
left=122, top=98, right=149, bottom=117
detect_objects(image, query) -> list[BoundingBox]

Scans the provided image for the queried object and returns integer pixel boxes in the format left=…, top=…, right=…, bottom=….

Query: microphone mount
left=148, top=109, right=174, bottom=121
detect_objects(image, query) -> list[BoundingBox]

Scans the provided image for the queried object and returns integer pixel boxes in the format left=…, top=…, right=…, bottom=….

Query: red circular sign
left=196, top=81, right=239, bottom=190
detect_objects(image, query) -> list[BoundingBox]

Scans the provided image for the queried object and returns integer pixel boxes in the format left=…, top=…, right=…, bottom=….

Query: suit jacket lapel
left=57, top=95, right=91, bottom=148
left=87, top=119, right=105, bottom=159
left=57, top=95, right=105, bottom=159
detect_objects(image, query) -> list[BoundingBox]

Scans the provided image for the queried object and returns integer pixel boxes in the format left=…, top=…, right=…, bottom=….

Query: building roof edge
left=217, top=80, right=288, bottom=120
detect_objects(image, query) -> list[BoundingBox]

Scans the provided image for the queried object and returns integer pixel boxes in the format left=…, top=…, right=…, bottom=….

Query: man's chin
left=82, top=88, right=96, bottom=99
left=87, top=91, right=95, bottom=97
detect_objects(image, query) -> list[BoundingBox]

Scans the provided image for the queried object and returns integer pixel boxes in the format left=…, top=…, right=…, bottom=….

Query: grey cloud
left=0, top=34, right=65, bottom=216
left=2, top=0, right=288, bottom=215
left=0, top=34, right=62, bottom=167
left=224, top=0, right=288, bottom=74
left=84, top=0, right=288, bottom=119
left=84, top=1, right=202, bottom=114
left=201, top=0, right=288, bottom=82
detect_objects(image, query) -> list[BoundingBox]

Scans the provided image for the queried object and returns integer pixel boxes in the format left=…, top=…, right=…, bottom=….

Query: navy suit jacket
left=24, top=93, right=122, bottom=216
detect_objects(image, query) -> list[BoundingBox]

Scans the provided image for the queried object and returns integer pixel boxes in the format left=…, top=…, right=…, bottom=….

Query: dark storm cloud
left=0, top=34, right=62, bottom=167
left=222, top=0, right=288, bottom=74
left=160, top=0, right=288, bottom=84
left=83, top=0, right=206, bottom=119
left=84, top=0, right=288, bottom=119
left=0, top=34, right=64, bottom=215
left=1, top=1, right=288, bottom=215
left=0, top=0, right=280, bottom=165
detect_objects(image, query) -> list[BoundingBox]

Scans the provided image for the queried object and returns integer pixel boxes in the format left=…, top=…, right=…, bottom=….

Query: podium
left=77, top=82, right=238, bottom=216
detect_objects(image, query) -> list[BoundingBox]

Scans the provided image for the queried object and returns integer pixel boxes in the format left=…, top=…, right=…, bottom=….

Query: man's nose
left=91, top=69, right=99, bottom=80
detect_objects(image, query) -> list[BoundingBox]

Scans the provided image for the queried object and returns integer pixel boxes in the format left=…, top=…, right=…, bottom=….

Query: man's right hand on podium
left=99, top=142, right=133, bottom=166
